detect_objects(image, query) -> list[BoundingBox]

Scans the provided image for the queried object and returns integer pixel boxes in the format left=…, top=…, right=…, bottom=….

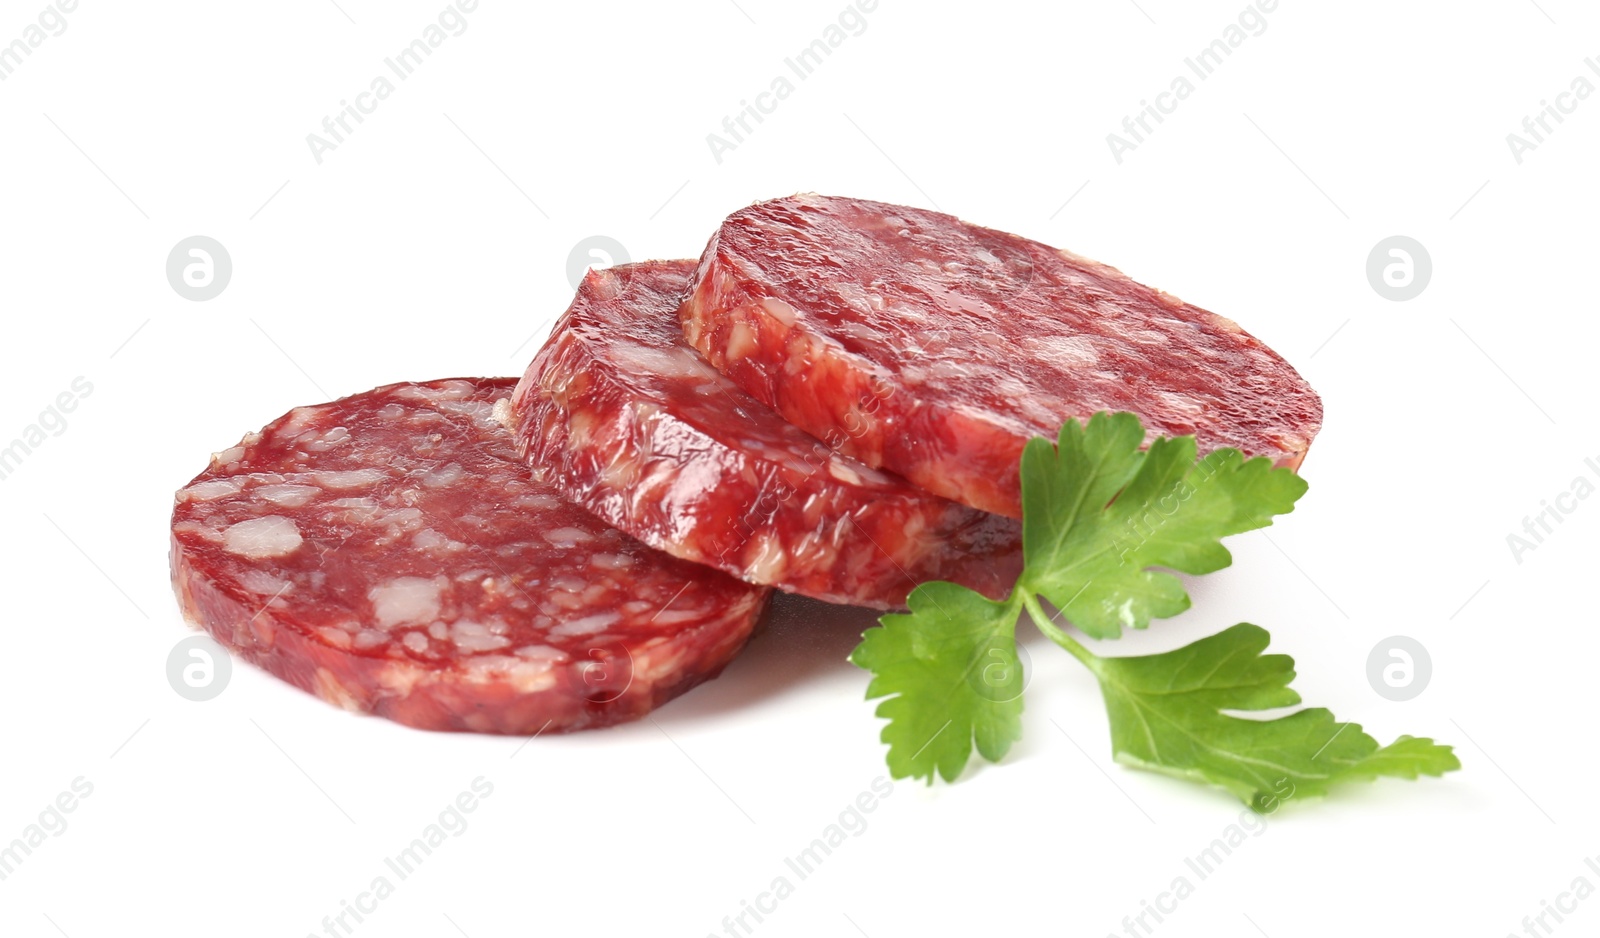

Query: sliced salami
left=170, top=378, right=770, bottom=734
left=508, top=260, right=1022, bottom=610
left=681, top=194, right=1324, bottom=518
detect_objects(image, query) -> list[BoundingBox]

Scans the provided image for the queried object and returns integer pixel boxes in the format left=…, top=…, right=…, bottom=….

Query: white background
left=1, top=1, right=1595, bottom=936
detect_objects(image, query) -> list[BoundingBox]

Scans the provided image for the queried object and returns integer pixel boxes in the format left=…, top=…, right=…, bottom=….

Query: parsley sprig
left=850, top=413, right=1458, bottom=808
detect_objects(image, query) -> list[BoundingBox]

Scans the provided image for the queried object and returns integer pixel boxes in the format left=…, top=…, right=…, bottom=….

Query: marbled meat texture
left=508, top=260, right=1022, bottom=610
left=170, top=378, right=770, bottom=734
left=680, top=194, right=1324, bottom=518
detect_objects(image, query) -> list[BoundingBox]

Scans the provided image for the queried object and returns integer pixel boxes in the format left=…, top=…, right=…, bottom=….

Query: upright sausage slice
left=681, top=194, right=1324, bottom=518
left=170, top=378, right=770, bottom=734
left=508, top=260, right=1021, bottom=610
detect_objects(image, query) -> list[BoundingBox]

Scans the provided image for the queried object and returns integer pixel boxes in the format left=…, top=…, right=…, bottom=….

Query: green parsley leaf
left=851, top=412, right=1460, bottom=804
left=1021, top=413, right=1309, bottom=640
left=854, top=412, right=1307, bottom=783
left=1083, top=623, right=1460, bottom=809
left=850, top=581, right=1023, bottom=783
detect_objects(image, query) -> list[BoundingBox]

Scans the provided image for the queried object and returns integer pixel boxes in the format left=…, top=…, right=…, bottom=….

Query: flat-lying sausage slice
left=681, top=194, right=1324, bottom=518
left=170, top=378, right=770, bottom=734
left=508, top=260, right=1021, bottom=610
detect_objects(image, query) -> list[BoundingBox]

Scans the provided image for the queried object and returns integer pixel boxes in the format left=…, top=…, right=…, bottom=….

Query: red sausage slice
left=170, top=378, right=770, bottom=734
left=508, top=260, right=1022, bottom=609
left=681, top=194, right=1324, bottom=518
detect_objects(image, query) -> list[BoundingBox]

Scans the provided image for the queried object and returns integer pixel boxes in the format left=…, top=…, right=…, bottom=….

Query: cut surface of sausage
left=170, top=378, right=770, bottom=734
left=681, top=194, right=1324, bottom=518
left=509, top=260, right=1022, bottom=609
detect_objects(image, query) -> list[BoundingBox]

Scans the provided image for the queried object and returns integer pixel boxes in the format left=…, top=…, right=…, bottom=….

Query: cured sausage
left=508, top=260, right=1022, bottom=609
left=170, top=378, right=770, bottom=734
left=680, top=194, right=1324, bottom=518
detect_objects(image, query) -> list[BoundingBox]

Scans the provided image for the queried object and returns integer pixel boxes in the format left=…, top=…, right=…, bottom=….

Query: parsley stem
left=1019, top=590, right=1098, bottom=671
